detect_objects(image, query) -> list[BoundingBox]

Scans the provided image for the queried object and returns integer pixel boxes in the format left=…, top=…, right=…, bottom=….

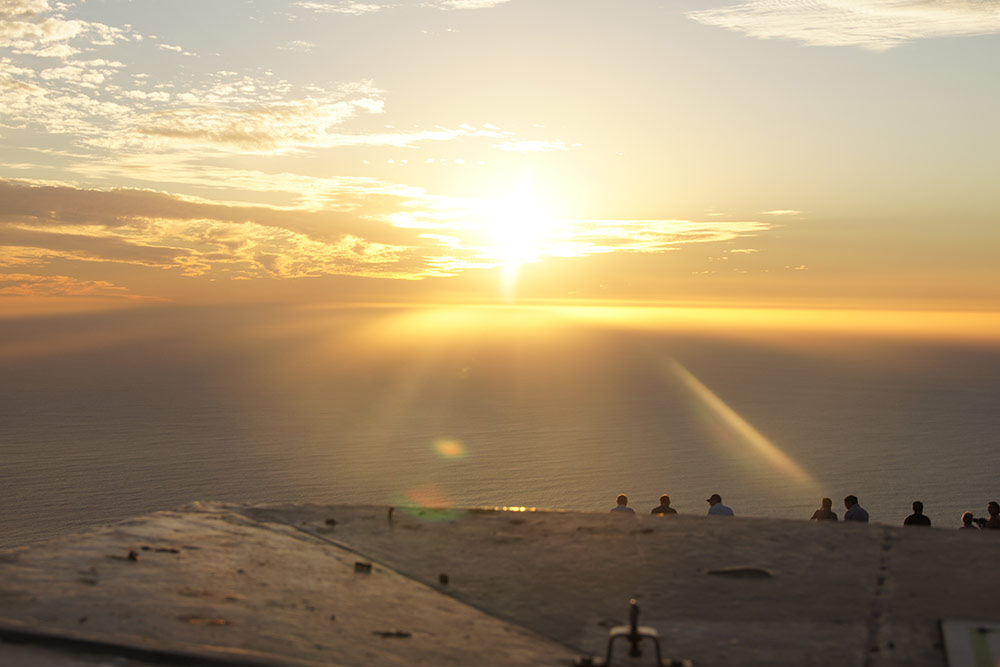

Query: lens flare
left=666, top=359, right=819, bottom=490
left=396, top=483, right=461, bottom=521
left=433, top=438, right=467, bottom=459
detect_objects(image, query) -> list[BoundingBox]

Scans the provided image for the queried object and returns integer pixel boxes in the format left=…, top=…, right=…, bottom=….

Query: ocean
left=2, top=303, right=998, bottom=547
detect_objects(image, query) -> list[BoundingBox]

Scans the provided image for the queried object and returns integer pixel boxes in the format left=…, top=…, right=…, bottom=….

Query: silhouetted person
left=960, top=512, right=979, bottom=530
left=810, top=497, right=838, bottom=521
left=985, top=501, right=1000, bottom=529
left=843, top=495, right=869, bottom=522
left=611, top=494, right=635, bottom=514
left=903, top=500, right=931, bottom=526
left=706, top=493, right=734, bottom=516
left=650, top=494, right=677, bottom=516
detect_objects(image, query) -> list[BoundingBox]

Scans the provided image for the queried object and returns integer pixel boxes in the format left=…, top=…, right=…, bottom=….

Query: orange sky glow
left=2, top=0, right=1000, bottom=336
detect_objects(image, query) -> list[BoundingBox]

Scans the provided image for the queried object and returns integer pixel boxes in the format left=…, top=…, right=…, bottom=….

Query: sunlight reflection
left=666, top=359, right=819, bottom=490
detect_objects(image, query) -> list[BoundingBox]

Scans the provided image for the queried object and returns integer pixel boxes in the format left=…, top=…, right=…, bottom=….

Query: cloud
left=1, top=1, right=51, bottom=17
left=0, top=272, right=142, bottom=298
left=277, top=40, right=317, bottom=52
left=293, top=0, right=512, bottom=12
left=687, top=0, right=1000, bottom=51
left=131, top=97, right=386, bottom=152
left=294, top=1, right=385, bottom=14
left=0, top=58, right=391, bottom=153
left=544, top=219, right=772, bottom=256
left=760, top=209, right=801, bottom=216
left=156, top=43, right=193, bottom=56
left=431, top=0, right=513, bottom=8
left=0, top=0, right=127, bottom=57
left=0, top=178, right=455, bottom=281
left=1, top=51, right=552, bottom=162
left=40, top=63, right=107, bottom=86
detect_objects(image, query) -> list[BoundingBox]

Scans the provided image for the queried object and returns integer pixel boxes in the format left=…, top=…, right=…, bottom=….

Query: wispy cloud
left=293, top=0, right=512, bottom=13
left=687, top=0, right=1000, bottom=51
left=541, top=219, right=771, bottom=257
left=431, top=0, right=513, bottom=9
left=277, top=40, right=318, bottom=52
left=0, top=272, right=145, bottom=298
left=131, top=96, right=386, bottom=152
left=293, top=1, right=386, bottom=14
left=760, top=209, right=801, bottom=216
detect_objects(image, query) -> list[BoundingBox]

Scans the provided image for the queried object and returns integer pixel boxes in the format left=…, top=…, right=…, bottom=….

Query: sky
left=2, top=0, right=1000, bottom=315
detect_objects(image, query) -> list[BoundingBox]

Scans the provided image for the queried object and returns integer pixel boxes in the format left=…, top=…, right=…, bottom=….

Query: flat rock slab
left=2, top=503, right=999, bottom=667
left=0, top=503, right=575, bottom=666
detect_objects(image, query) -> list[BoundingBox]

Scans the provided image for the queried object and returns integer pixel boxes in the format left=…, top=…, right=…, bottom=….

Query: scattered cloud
left=432, top=0, right=513, bottom=9
left=761, top=209, right=801, bottom=216
left=277, top=40, right=317, bottom=52
left=0, top=0, right=128, bottom=57
left=156, top=43, right=194, bottom=56
left=293, top=1, right=385, bottom=14
left=688, top=0, right=1000, bottom=51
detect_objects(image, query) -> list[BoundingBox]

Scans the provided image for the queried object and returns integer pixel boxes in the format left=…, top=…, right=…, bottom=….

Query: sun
left=484, top=182, right=555, bottom=266
left=471, top=176, right=565, bottom=300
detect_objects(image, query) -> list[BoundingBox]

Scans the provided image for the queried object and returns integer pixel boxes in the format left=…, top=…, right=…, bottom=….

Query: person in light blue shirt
left=706, top=493, right=734, bottom=516
left=843, top=495, right=869, bottom=522
left=611, top=494, right=635, bottom=513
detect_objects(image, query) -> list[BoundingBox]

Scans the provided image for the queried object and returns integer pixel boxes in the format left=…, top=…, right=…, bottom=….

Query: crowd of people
left=610, top=493, right=1000, bottom=530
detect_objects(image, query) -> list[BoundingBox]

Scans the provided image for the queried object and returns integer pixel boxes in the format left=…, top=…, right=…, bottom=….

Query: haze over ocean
left=3, top=304, right=997, bottom=547
left=4, top=1, right=1000, bottom=554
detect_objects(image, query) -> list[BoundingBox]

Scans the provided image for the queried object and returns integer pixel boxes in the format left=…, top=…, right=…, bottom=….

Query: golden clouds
left=0, top=180, right=423, bottom=285
left=135, top=97, right=386, bottom=153
left=0, top=178, right=780, bottom=300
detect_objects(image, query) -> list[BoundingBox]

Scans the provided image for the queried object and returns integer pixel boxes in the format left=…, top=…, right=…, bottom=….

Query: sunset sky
left=2, top=0, right=999, bottom=313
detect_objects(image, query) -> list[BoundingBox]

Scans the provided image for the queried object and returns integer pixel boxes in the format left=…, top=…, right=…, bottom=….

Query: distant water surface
left=2, top=304, right=999, bottom=546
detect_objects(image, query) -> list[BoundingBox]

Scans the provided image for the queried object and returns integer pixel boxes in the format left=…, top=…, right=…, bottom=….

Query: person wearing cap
left=843, top=495, right=869, bottom=522
left=706, top=493, right=734, bottom=516
left=610, top=494, right=635, bottom=514
left=650, top=494, right=677, bottom=516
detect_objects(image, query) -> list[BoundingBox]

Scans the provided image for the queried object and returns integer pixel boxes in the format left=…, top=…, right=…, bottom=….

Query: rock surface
left=1, top=502, right=997, bottom=666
